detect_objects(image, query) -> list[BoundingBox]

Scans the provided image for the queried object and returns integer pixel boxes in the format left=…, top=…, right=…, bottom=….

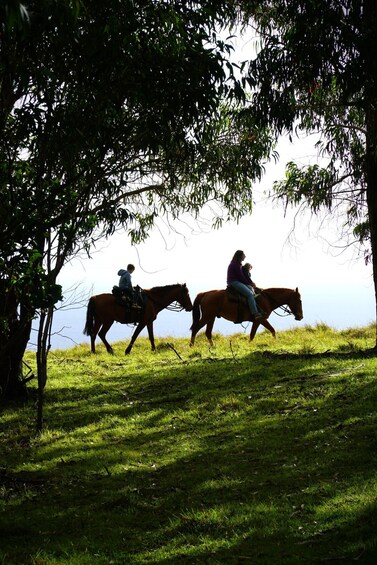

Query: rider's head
left=232, top=250, right=245, bottom=263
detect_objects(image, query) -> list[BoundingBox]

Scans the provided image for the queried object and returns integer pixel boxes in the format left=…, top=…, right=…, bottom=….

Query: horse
left=83, top=283, right=193, bottom=355
left=190, top=287, right=303, bottom=346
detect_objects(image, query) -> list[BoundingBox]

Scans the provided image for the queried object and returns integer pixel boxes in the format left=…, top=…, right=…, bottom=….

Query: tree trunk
left=0, top=286, right=33, bottom=401
left=364, top=0, right=377, bottom=348
left=36, top=307, right=53, bottom=431
left=365, top=131, right=377, bottom=348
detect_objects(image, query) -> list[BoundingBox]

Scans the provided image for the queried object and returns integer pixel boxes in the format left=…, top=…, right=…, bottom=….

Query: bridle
left=261, top=290, right=298, bottom=318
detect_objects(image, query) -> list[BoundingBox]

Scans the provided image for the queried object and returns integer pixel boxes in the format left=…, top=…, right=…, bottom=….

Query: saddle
left=226, top=286, right=262, bottom=323
left=112, top=285, right=144, bottom=312
left=226, top=286, right=247, bottom=322
left=226, top=286, right=262, bottom=302
left=226, top=285, right=245, bottom=302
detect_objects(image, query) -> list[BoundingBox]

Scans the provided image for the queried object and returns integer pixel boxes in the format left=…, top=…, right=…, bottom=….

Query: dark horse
left=190, top=287, right=303, bottom=346
left=83, top=283, right=193, bottom=355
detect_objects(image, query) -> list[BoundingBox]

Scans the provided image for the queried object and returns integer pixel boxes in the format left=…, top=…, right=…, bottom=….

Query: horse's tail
left=190, top=293, right=204, bottom=330
left=83, top=297, right=95, bottom=336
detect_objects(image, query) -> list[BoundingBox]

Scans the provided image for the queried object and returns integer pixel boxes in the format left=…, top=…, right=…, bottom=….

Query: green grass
left=1, top=324, right=377, bottom=564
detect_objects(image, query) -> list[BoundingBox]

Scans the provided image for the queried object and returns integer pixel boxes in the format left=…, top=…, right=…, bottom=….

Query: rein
left=273, top=305, right=293, bottom=317
left=166, top=301, right=184, bottom=312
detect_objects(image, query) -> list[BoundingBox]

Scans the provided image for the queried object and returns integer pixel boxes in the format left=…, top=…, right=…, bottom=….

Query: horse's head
left=289, top=287, right=303, bottom=321
left=178, top=283, right=193, bottom=312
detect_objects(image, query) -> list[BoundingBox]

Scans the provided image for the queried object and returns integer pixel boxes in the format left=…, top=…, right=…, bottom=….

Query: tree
left=0, top=0, right=274, bottom=406
left=239, top=0, right=377, bottom=344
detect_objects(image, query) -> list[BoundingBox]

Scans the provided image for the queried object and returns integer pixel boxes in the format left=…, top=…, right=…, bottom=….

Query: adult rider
left=227, top=250, right=264, bottom=321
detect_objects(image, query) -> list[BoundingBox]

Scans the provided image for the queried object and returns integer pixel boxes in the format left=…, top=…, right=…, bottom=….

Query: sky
left=27, top=132, right=375, bottom=352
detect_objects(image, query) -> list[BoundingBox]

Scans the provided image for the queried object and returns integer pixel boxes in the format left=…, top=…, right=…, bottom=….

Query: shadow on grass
left=1, top=348, right=377, bottom=564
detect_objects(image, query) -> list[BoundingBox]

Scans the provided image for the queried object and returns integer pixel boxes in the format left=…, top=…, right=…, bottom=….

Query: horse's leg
left=98, top=321, right=114, bottom=354
left=249, top=321, right=260, bottom=341
left=261, top=319, right=276, bottom=338
left=125, top=322, right=146, bottom=355
left=190, top=292, right=224, bottom=347
left=190, top=307, right=200, bottom=346
left=91, top=333, right=96, bottom=353
left=146, top=322, right=156, bottom=351
left=190, top=318, right=204, bottom=346
left=190, top=324, right=198, bottom=346
left=90, top=319, right=102, bottom=353
left=190, top=315, right=213, bottom=346
left=205, top=318, right=216, bottom=347
left=249, top=319, right=276, bottom=341
left=190, top=322, right=199, bottom=346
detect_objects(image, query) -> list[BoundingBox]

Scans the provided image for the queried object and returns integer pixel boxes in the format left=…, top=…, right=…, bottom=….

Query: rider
left=242, top=262, right=257, bottom=290
left=117, top=264, right=141, bottom=309
left=242, top=262, right=261, bottom=297
left=227, top=250, right=264, bottom=320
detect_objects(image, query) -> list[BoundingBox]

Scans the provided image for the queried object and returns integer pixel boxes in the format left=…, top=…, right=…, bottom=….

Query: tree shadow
left=1, top=348, right=377, bottom=563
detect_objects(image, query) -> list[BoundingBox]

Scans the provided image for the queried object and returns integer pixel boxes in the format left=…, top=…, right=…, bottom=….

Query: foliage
left=0, top=0, right=275, bottom=399
left=1, top=0, right=268, bottom=293
left=240, top=0, right=374, bottom=255
left=1, top=325, right=377, bottom=563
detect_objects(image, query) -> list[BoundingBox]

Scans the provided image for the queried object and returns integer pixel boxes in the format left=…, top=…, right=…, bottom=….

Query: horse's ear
left=295, top=287, right=299, bottom=293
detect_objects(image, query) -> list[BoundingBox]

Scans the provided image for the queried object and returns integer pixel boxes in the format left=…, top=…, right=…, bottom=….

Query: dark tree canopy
left=0, top=0, right=274, bottom=402
left=239, top=0, right=377, bottom=343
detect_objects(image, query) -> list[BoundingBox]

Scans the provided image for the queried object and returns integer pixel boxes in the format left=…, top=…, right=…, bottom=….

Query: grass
left=1, top=323, right=377, bottom=564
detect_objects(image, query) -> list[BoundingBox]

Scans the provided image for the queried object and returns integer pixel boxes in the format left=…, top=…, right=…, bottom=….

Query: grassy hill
left=1, top=324, right=377, bottom=564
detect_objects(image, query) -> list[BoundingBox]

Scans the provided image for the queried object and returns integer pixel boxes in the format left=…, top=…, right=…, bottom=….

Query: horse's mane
left=263, top=287, right=294, bottom=292
left=145, top=283, right=183, bottom=292
left=262, top=287, right=301, bottom=299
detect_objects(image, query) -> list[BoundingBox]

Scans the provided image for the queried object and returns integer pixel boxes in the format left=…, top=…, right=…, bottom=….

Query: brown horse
left=190, top=287, right=303, bottom=346
left=83, top=283, right=193, bottom=355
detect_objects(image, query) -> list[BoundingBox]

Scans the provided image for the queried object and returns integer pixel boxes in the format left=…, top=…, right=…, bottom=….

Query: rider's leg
left=229, top=281, right=261, bottom=316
